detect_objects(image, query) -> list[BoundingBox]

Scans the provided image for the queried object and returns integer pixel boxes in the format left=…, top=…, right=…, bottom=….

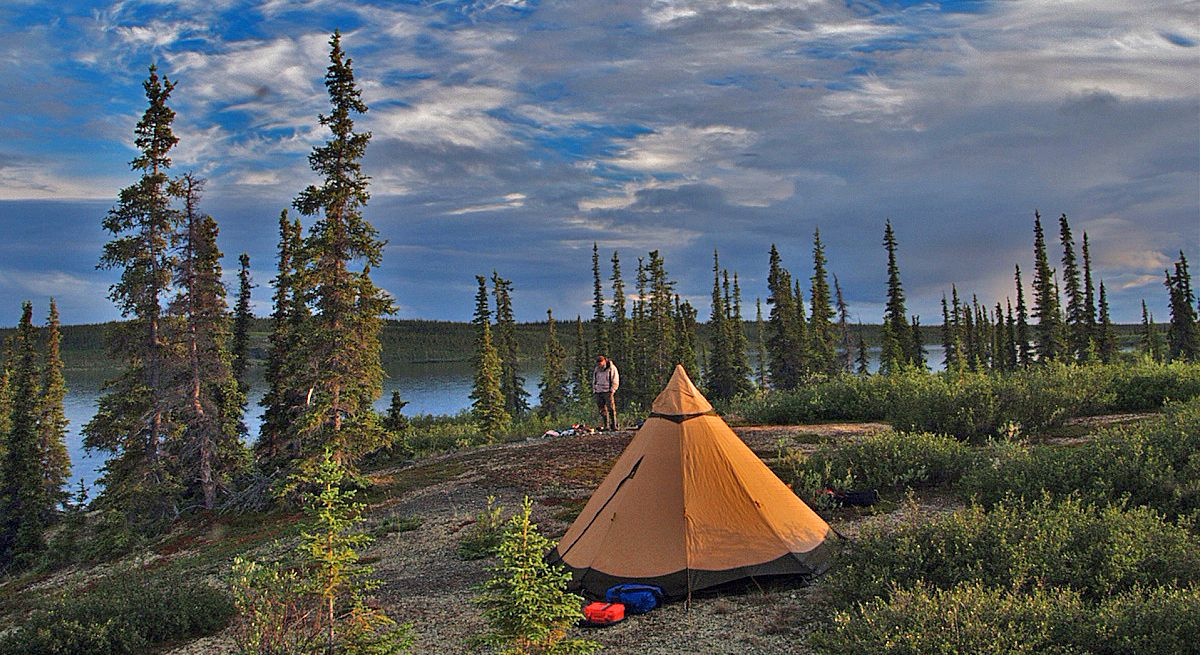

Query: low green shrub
left=962, top=399, right=1200, bottom=521
left=458, top=495, right=507, bottom=560
left=813, top=582, right=1200, bottom=655
left=813, top=582, right=1087, bottom=655
left=731, top=361, right=1200, bottom=440
left=829, top=495, right=1200, bottom=607
left=796, top=427, right=974, bottom=489
left=1088, top=584, right=1200, bottom=655
left=0, top=572, right=234, bottom=655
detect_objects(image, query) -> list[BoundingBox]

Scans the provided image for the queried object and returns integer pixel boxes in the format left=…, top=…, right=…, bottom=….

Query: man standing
left=592, top=355, right=619, bottom=431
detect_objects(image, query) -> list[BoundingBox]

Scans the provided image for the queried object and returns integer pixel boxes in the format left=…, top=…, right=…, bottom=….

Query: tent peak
left=650, top=365, right=714, bottom=416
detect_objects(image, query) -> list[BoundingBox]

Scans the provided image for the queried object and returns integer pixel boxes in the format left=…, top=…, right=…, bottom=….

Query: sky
left=0, top=0, right=1197, bottom=326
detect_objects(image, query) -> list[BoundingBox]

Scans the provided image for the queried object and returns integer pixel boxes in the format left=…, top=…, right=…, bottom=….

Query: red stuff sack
left=581, top=601, right=625, bottom=627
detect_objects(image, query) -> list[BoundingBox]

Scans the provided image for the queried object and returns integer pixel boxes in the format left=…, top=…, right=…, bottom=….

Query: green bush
left=458, top=495, right=507, bottom=560
left=788, top=430, right=974, bottom=493
left=813, top=582, right=1088, bottom=655
left=813, top=582, right=1200, bottom=655
left=731, top=362, right=1200, bottom=440
left=829, top=496, right=1200, bottom=606
left=0, top=572, right=234, bottom=655
left=1088, top=584, right=1200, bottom=655
left=962, top=399, right=1200, bottom=521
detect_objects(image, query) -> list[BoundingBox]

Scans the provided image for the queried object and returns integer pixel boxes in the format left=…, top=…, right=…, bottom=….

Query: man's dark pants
left=594, top=391, right=616, bottom=430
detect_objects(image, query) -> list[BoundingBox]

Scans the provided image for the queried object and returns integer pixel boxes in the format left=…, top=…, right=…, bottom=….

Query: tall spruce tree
left=854, top=324, right=870, bottom=375
left=1140, top=300, right=1163, bottom=361
left=646, top=251, right=676, bottom=391
left=85, top=65, right=181, bottom=521
left=834, top=275, right=852, bottom=373
left=1031, top=212, right=1065, bottom=362
left=1081, top=232, right=1098, bottom=345
left=880, top=221, right=910, bottom=373
left=571, top=316, right=591, bottom=405
left=765, top=245, right=802, bottom=389
left=1096, top=281, right=1117, bottom=363
left=909, top=315, right=927, bottom=370
left=755, top=298, right=767, bottom=387
left=1164, top=251, right=1199, bottom=361
left=0, top=303, right=46, bottom=567
left=1005, top=301, right=1018, bottom=371
left=808, top=229, right=838, bottom=375
left=258, top=212, right=307, bottom=461
left=1059, top=214, right=1089, bottom=361
left=292, top=31, right=393, bottom=465
left=491, top=272, right=528, bottom=417
left=231, top=252, right=253, bottom=393
left=705, top=252, right=732, bottom=399
left=674, top=296, right=700, bottom=381
left=538, top=310, right=569, bottom=417
left=591, top=243, right=608, bottom=357
left=728, top=274, right=753, bottom=395
left=168, top=175, right=247, bottom=511
left=38, top=299, right=70, bottom=514
left=1014, top=265, right=1033, bottom=367
left=941, top=294, right=960, bottom=372
left=609, top=251, right=629, bottom=389
left=470, top=277, right=509, bottom=439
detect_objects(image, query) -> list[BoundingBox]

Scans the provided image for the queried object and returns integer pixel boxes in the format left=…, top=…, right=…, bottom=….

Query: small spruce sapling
left=472, top=498, right=599, bottom=655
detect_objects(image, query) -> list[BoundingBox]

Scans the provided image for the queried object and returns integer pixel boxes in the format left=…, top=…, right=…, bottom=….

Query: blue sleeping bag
left=605, top=584, right=664, bottom=615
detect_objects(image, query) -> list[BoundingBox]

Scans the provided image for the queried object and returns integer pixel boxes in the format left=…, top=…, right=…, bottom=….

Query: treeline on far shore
left=0, top=317, right=1154, bottom=372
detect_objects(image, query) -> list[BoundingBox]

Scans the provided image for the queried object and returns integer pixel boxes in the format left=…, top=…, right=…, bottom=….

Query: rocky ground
left=170, top=420, right=966, bottom=655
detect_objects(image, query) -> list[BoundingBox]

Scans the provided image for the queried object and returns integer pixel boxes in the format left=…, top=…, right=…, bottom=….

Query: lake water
left=62, top=346, right=944, bottom=492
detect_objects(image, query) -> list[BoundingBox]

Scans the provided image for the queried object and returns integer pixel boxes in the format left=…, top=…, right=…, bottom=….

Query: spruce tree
left=296, top=449, right=412, bottom=652
left=941, top=294, right=960, bottom=372
left=755, top=298, right=767, bottom=387
left=0, top=303, right=46, bottom=567
left=472, top=498, right=599, bottom=655
left=571, top=316, right=591, bottom=406
left=808, top=229, right=838, bottom=375
left=1014, top=265, right=1033, bottom=367
left=38, top=299, right=71, bottom=514
left=1005, top=301, right=1018, bottom=371
left=609, top=251, right=629, bottom=396
left=674, top=296, right=700, bottom=382
left=629, top=259, right=649, bottom=406
left=591, top=243, right=608, bottom=356
left=471, top=276, right=510, bottom=440
left=705, top=251, right=731, bottom=399
left=728, top=274, right=753, bottom=395
left=765, top=245, right=802, bottom=389
left=383, top=391, right=409, bottom=433
left=259, top=212, right=307, bottom=461
left=834, top=275, right=852, bottom=373
left=1059, top=214, right=1089, bottom=361
left=538, top=310, right=569, bottom=417
left=646, top=251, right=675, bottom=391
left=85, top=65, right=181, bottom=522
left=1165, top=252, right=1200, bottom=361
left=880, top=221, right=910, bottom=373
left=292, top=31, right=393, bottom=466
left=1096, top=282, right=1117, bottom=363
left=231, top=251, right=253, bottom=393
left=0, top=345, right=11, bottom=476
left=1030, top=212, right=1065, bottom=362
left=993, top=302, right=1007, bottom=370
left=1081, top=233, right=1098, bottom=346
left=794, top=278, right=810, bottom=376
left=854, top=324, right=870, bottom=375
left=492, top=272, right=529, bottom=417
left=909, top=315, right=927, bottom=370
left=168, top=175, right=248, bottom=511
left=1140, top=300, right=1162, bottom=361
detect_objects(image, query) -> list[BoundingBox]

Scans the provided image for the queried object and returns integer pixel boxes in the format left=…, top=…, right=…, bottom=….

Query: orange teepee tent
left=552, top=365, right=838, bottom=599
